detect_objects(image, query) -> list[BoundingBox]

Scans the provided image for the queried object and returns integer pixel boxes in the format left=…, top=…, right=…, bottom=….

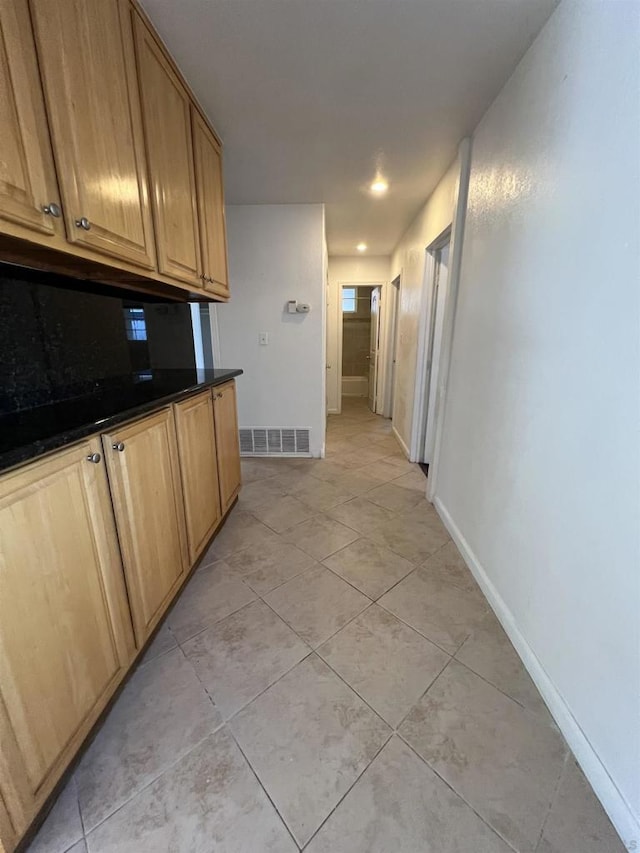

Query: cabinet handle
left=112, top=442, right=125, bottom=452
left=86, top=452, right=101, bottom=463
left=75, top=217, right=91, bottom=230
left=42, top=202, right=61, bottom=217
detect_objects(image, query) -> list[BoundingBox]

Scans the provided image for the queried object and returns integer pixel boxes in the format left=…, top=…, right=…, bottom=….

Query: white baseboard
left=434, top=497, right=639, bottom=851
left=392, top=425, right=411, bottom=459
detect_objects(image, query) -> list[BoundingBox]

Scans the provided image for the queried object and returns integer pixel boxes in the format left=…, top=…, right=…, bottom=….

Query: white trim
left=434, top=496, right=639, bottom=850
left=428, top=137, right=472, bottom=501
left=392, top=424, right=411, bottom=459
left=209, top=304, right=222, bottom=367
left=190, top=304, right=205, bottom=370
left=384, top=273, right=401, bottom=420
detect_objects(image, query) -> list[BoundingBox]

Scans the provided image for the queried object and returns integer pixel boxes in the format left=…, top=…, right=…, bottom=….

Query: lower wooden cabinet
left=0, top=438, right=134, bottom=841
left=0, top=381, right=241, bottom=852
left=103, top=408, right=189, bottom=646
left=213, top=381, right=242, bottom=512
left=174, top=391, right=222, bottom=563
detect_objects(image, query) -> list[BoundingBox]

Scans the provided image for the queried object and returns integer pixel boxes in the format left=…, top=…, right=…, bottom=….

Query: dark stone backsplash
left=0, top=263, right=196, bottom=414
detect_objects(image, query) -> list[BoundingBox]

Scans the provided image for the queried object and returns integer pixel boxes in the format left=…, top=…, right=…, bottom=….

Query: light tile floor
left=28, top=398, right=625, bottom=852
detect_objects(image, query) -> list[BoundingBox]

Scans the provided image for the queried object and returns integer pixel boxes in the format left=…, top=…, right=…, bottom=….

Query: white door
left=368, top=286, right=381, bottom=411
left=424, top=243, right=450, bottom=461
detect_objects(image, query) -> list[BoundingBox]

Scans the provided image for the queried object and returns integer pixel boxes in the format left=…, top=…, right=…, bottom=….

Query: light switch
left=259, top=332, right=269, bottom=346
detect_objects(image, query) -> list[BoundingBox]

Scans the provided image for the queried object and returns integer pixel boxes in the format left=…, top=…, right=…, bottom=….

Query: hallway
left=29, top=399, right=623, bottom=853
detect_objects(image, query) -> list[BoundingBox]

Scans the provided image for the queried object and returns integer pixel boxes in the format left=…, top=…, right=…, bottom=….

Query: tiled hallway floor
left=29, top=398, right=624, bottom=853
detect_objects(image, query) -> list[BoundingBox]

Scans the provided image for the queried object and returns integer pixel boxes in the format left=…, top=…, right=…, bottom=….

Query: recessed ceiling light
left=356, top=243, right=367, bottom=252
left=370, top=179, right=388, bottom=195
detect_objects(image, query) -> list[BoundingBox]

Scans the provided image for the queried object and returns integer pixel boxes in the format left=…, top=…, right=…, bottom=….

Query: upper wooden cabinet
left=103, top=408, right=189, bottom=645
left=192, top=109, right=230, bottom=298
left=133, top=13, right=202, bottom=287
left=0, top=0, right=64, bottom=243
left=0, top=0, right=230, bottom=300
left=0, top=438, right=134, bottom=838
left=174, top=391, right=222, bottom=562
left=213, top=381, right=242, bottom=513
left=28, top=0, right=156, bottom=269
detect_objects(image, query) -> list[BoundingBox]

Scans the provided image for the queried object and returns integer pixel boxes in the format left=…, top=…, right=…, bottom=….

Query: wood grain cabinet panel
left=103, top=408, right=188, bottom=645
left=133, top=13, right=202, bottom=287
left=0, top=0, right=63, bottom=243
left=0, top=439, right=134, bottom=839
left=174, top=391, right=222, bottom=563
left=29, top=0, right=156, bottom=269
left=213, top=381, right=241, bottom=513
left=192, top=109, right=230, bottom=298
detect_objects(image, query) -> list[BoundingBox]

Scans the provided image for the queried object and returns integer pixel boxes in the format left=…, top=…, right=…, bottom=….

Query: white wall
left=390, top=159, right=460, bottom=452
left=326, top=256, right=390, bottom=413
left=217, top=204, right=326, bottom=456
left=435, top=1, right=640, bottom=844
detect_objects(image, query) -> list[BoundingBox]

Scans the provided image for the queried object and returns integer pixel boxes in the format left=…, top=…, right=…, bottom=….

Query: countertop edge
left=0, top=369, right=243, bottom=476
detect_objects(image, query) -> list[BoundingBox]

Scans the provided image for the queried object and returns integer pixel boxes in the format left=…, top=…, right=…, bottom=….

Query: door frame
left=380, top=274, right=401, bottom=419
left=410, top=227, right=452, bottom=464
left=336, top=281, right=385, bottom=413
left=368, top=286, right=382, bottom=412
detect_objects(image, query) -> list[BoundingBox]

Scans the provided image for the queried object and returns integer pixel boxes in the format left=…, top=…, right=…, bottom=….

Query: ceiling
left=140, top=0, right=557, bottom=256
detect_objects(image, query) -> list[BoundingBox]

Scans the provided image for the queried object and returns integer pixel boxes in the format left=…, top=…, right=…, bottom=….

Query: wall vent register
left=239, top=427, right=311, bottom=456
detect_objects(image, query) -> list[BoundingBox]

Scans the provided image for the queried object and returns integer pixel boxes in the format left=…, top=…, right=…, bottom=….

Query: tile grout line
left=394, top=729, right=522, bottom=853
left=316, top=640, right=421, bottom=732
left=532, top=749, right=571, bottom=852
left=299, top=729, right=396, bottom=850
left=375, top=596, right=469, bottom=657
left=257, top=580, right=371, bottom=654
left=390, top=654, right=454, bottom=733
left=451, top=653, right=561, bottom=729
left=79, top=728, right=222, bottom=843
left=226, top=728, right=302, bottom=851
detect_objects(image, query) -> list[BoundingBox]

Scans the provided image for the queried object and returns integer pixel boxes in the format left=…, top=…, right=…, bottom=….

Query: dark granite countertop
left=0, top=368, right=243, bottom=474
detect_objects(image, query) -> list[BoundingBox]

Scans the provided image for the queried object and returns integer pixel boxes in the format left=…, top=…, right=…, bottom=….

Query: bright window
left=123, top=306, right=147, bottom=341
left=342, top=287, right=357, bottom=313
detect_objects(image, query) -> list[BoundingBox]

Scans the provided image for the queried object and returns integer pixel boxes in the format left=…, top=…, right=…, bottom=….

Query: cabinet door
left=29, top=0, right=156, bottom=269
left=174, top=392, right=222, bottom=563
left=0, top=0, right=63, bottom=242
left=103, top=409, right=188, bottom=645
left=213, top=381, right=242, bottom=513
left=192, top=109, right=230, bottom=299
left=0, top=439, right=134, bottom=838
left=134, top=14, right=202, bottom=287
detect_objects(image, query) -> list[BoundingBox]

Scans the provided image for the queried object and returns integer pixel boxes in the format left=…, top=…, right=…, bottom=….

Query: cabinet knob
left=86, top=452, right=101, bottom=463
left=75, top=217, right=91, bottom=230
left=200, top=273, right=207, bottom=281
left=112, top=442, right=125, bottom=452
left=42, top=202, right=61, bottom=217
left=206, top=275, right=213, bottom=283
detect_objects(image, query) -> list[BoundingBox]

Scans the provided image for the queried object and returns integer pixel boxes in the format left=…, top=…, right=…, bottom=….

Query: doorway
left=412, top=231, right=451, bottom=466
left=340, top=284, right=376, bottom=405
